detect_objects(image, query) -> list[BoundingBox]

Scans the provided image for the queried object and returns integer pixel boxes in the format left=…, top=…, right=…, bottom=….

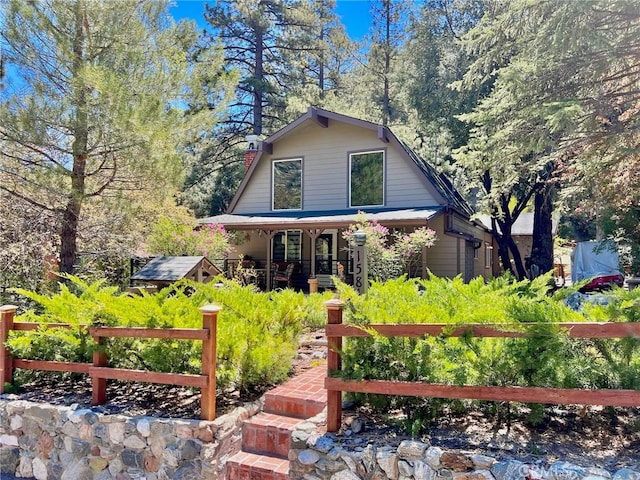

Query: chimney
left=244, top=134, right=260, bottom=172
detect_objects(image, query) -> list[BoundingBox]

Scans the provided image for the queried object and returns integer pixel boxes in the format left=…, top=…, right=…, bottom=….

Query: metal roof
left=398, top=139, right=475, bottom=217
left=478, top=213, right=559, bottom=236
left=131, top=256, right=211, bottom=282
left=199, top=207, right=444, bottom=230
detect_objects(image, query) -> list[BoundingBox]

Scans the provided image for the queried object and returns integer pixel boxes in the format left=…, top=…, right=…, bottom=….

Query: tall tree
left=367, top=0, right=413, bottom=126
left=282, top=0, right=354, bottom=112
left=406, top=0, right=487, bottom=155
left=456, top=0, right=640, bottom=277
left=452, top=1, right=566, bottom=278
left=185, top=0, right=353, bottom=216
left=203, top=0, right=333, bottom=136
left=0, top=0, right=232, bottom=275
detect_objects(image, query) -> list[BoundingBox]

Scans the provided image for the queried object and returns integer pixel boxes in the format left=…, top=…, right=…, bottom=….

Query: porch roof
left=199, top=207, right=444, bottom=230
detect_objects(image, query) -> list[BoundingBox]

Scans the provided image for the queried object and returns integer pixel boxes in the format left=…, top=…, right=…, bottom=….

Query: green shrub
left=335, top=275, right=640, bottom=432
left=6, top=275, right=327, bottom=394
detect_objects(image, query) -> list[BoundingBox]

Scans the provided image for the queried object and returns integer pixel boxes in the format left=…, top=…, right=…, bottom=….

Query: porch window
left=272, top=159, right=302, bottom=210
left=349, top=150, right=384, bottom=207
left=273, top=230, right=302, bottom=262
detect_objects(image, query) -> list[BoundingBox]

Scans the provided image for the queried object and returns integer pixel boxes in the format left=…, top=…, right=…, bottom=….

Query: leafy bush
left=146, top=216, right=234, bottom=263
left=335, top=275, right=640, bottom=430
left=342, top=213, right=437, bottom=280
left=6, top=275, right=329, bottom=394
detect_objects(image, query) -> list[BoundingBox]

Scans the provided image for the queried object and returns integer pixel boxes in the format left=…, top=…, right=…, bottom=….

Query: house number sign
left=352, top=242, right=368, bottom=295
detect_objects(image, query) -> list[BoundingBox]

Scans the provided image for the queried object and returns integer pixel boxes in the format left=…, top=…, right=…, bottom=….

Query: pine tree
left=185, top=0, right=354, bottom=216
left=0, top=0, right=231, bottom=275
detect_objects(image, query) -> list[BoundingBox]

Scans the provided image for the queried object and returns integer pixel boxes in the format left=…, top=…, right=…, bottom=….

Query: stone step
left=225, top=450, right=289, bottom=480
left=242, top=412, right=302, bottom=458
left=263, top=365, right=326, bottom=418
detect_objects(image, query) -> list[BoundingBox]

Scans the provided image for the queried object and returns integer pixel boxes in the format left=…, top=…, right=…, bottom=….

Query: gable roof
left=227, top=107, right=474, bottom=217
left=131, top=256, right=220, bottom=282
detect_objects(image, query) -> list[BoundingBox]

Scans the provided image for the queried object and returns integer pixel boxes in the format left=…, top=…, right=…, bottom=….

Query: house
left=130, top=256, right=221, bottom=289
left=199, top=108, right=495, bottom=291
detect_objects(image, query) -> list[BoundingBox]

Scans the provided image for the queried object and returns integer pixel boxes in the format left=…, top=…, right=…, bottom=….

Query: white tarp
left=571, top=241, right=621, bottom=283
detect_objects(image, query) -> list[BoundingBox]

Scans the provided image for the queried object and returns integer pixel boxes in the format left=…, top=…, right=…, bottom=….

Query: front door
left=316, top=230, right=337, bottom=289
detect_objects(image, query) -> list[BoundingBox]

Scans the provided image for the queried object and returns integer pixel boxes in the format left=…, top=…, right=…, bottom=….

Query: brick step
left=263, top=365, right=326, bottom=418
left=226, top=450, right=289, bottom=480
left=242, top=412, right=302, bottom=457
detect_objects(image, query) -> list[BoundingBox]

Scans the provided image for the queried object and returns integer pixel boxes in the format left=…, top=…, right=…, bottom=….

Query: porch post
left=422, top=245, right=428, bottom=279
left=304, top=229, right=323, bottom=292
left=260, top=229, right=277, bottom=290
left=304, top=228, right=324, bottom=278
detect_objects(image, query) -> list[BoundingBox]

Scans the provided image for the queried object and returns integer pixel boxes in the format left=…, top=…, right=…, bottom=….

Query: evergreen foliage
left=7, top=276, right=331, bottom=393
left=335, top=275, right=640, bottom=431
left=0, top=0, right=234, bottom=276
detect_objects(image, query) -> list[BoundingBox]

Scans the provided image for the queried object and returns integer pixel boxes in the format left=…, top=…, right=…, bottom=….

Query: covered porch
left=200, top=207, right=444, bottom=291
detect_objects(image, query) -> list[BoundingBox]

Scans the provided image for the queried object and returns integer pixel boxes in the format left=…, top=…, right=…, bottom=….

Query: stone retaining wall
left=289, top=414, right=639, bottom=480
left=0, top=399, right=260, bottom=479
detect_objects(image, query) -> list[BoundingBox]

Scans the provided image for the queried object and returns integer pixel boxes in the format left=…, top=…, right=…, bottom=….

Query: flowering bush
left=146, top=217, right=232, bottom=263
left=342, top=213, right=437, bottom=281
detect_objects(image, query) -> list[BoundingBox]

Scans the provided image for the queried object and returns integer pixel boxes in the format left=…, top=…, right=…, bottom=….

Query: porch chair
left=274, top=263, right=296, bottom=289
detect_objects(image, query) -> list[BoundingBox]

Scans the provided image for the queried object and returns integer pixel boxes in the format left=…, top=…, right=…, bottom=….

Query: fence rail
left=323, top=299, right=640, bottom=432
left=0, top=304, right=221, bottom=421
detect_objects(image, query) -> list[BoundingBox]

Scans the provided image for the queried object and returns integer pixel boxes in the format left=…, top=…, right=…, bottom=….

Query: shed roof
left=131, top=256, right=215, bottom=282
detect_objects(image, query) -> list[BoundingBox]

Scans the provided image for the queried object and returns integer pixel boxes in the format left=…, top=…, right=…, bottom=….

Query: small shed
left=131, top=256, right=221, bottom=289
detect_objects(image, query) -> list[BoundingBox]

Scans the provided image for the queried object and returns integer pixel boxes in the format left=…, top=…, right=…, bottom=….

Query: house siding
left=232, top=123, right=438, bottom=214
left=425, top=216, right=460, bottom=279
left=424, top=216, right=494, bottom=281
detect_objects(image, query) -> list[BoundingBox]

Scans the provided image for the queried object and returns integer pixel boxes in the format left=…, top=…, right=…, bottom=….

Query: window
left=272, top=159, right=302, bottom=210
left=485, top=243, right=493, bottom=269
left=349, top=150, right=384, bottom=207
left=273, top=231, right=302, bottom=261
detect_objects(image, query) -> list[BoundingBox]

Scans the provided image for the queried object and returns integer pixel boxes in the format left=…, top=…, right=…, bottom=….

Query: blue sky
left=170, top=0, right=373, bottom=40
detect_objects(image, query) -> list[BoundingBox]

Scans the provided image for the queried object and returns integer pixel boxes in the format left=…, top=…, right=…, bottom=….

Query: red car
left=571, top=241, right=624, bottom=293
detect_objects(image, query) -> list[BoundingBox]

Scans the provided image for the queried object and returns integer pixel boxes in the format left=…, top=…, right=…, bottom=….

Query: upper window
left=272, top=159, right=302, bottom=210
left=349, top=150, right=384, bottom=207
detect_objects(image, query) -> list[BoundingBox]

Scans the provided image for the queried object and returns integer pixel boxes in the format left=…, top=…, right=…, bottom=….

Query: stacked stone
left=0, top=399, right=260, bottom=479
left=290, top=421, right=640, bottom=480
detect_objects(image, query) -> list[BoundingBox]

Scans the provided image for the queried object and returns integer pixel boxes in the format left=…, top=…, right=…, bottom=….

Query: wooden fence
left=323, top=299, right=640, bottom=432
left=0, top=304, right=221, bottom=421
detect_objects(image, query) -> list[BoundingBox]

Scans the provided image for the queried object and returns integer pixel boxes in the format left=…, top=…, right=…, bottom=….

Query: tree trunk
left=529, top=184, right=555, bottom=275
left=253, top=25, right=264, bottom=135
left=506, top=233, right=527, bottom=280
left=493, top=218, right=527, bottom=280
left=491, top=218, right=513, bottom=276
left=382, top=0, right=391, bottom=126
left=60, top=1, right=88, bottom=275
left=318, top=20, right=325, bottom=99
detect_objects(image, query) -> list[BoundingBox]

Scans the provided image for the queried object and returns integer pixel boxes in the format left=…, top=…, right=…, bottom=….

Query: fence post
left=200, top=305, right=221, bottom=421
left=324, top=298, right=344, bottom=432
left=91, top=328, right=107, bottom=405
left=0, top=305, right=17, bottom=393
